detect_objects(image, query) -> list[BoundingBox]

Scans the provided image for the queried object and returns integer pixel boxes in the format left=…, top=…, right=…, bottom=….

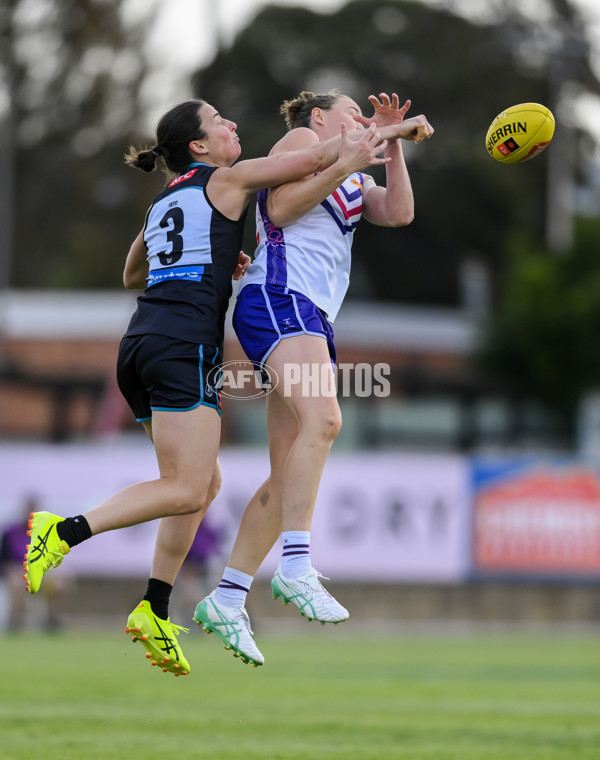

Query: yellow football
left=485, top=103, right=555, bottom=164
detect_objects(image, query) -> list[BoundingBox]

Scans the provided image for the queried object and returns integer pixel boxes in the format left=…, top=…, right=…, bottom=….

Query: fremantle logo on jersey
left=320, top=173, right=364, bottom=236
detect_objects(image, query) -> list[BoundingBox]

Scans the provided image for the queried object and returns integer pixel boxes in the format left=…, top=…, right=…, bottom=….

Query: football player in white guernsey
left=24, top=98, right=430, bottom=674
left=195, top=92, right=434, bottom=663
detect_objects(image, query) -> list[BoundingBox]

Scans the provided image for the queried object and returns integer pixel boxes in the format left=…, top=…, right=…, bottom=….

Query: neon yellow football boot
left=125, top=600, right=190, bottom=677
left=24, top=511, right=71, bottom=594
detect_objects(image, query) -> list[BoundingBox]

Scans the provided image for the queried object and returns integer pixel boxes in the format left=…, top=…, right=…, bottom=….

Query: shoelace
left=168, top=621, right=190, bottom=635
left=305, top=570, right=334, bottom=600
left=233, top=606, right=255, bottom=636
left=39, top=547, right=66, bottom=569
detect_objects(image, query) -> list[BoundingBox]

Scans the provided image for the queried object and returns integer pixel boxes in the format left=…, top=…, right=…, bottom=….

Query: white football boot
left=193, top=590, right=264, bottom=666
left=271, top=567, right=349, bottom=624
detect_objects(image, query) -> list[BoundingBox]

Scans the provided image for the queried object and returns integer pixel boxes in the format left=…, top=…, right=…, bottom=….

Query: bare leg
left=270, top=334, right=341, bottom=531
left=197, top=334, right=347, bottom=647
left=83, top=406, right=221, bottom=535
left=114, top=408, right=220, bottom=675
left=227, top=392, right=297, bottom=575
left=150, top=460, right=223, bottom=585
left=227, top=334, right=341, bottom=571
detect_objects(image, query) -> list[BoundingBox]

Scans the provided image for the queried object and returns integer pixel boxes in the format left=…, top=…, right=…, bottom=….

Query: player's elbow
left=268, top=211, right=290, bottom=228
left=388, top=209, right=414, bottom=227
left=400, top=210, right=414, bottom=226
left=123, top=271, right=145, bottom=289
left=266, top=202, right=293, bottom=228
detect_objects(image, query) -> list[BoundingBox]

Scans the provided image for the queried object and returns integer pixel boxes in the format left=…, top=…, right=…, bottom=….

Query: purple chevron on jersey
left=320, top=173, right=364, bottom=234
left=320, top=198, right=352, bottom=235
left=338, top=181, right=364, bottom=202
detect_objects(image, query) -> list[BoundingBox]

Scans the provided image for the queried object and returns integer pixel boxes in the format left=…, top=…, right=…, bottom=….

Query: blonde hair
left=279, top=90, right=347, bottom=130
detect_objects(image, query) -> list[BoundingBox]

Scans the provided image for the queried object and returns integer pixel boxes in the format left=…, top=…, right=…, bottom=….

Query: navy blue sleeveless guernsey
left=124, top=163, right=247, bottom=346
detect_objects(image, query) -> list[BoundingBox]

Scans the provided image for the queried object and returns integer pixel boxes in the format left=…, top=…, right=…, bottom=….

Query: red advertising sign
left=474, top=466, right=600, bottom=574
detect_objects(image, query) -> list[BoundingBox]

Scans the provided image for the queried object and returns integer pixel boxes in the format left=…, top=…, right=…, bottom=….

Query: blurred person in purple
left=1, top=495, right=72, bottom=632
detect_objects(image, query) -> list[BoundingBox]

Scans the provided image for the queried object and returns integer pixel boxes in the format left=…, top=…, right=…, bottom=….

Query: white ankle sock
left=215, top=566, right=253, bottom=608
left=281, top=530, right=311, bottom=579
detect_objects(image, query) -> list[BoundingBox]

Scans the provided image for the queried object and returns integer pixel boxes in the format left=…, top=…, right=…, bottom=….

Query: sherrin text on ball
left=485, top=103, right=555, bottom=164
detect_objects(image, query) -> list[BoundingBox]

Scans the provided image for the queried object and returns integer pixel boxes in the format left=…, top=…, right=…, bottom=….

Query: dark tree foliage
left=5, top=0, right=598, bottom=329
left=5, top=0, right=160, bottom=288
left=480, top=217, right=600, bottom=419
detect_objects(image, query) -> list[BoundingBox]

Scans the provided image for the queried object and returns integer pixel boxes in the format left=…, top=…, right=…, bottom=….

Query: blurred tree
left=2, top=0, right=162, bottom=288
left=192, top=0, right=599, bottom=307
left=480, top=216, right=600, bottom=422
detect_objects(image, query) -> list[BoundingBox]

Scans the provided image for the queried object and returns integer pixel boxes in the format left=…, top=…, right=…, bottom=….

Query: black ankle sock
left=144, top=578, right=173, bottom=620
left=56, top=515, right=92, bottom=548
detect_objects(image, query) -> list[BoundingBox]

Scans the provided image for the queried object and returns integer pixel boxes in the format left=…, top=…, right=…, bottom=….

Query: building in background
left=0, top=289, right=570, bottom=453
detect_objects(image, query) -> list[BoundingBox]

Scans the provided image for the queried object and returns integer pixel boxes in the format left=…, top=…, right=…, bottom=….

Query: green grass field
left=2, top=629, right=599, bottom=759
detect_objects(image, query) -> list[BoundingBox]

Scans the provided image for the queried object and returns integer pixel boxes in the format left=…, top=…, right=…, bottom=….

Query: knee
left=324, top=410, right=342, bottom=442
left=206, top=468, right=222, bottom=505
left=170, top=483, right=210, bottom=516
left=308, top=408, right=342, bottom=445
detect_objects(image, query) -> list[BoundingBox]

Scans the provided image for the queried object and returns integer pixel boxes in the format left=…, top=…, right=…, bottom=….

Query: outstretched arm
left=358, top=94, right=418, bottom=227
left=208, top=122, right=389, bottom=221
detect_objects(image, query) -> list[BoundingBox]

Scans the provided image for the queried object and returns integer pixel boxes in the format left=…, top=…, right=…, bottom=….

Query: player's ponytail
left=124, top=99, right=207, bottom=175
left=124, top=145, right=163, bottom=173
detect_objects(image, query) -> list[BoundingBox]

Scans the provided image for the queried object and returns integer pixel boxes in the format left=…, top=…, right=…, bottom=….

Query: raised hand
left=354, top=93, right=411, bottom=128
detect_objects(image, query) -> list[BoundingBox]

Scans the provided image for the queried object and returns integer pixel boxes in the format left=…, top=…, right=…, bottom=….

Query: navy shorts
left=232, top=284, right=336, bottom=368
left=116, top=334, right=222, bottom=422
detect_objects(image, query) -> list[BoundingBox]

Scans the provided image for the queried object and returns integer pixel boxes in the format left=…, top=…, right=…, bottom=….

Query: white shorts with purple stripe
left=232, top=284, right=336, bottom=369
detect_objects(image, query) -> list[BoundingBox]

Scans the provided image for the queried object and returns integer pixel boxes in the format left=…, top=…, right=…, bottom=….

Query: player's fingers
left=391, top=93, right=400, bottom=109
left=399, top=99, right=411, bottom=115
left=367, top=126, right=381, bottom=145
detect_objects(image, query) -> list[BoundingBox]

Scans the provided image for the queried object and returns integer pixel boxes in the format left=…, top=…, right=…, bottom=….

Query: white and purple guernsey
left=240, top=171, right=375, bottom=322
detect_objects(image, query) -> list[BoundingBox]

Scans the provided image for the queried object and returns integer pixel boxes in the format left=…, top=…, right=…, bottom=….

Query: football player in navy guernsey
left=24, top=98, right=431, bottom=675
left=194, top=92, right=434, bottom=666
